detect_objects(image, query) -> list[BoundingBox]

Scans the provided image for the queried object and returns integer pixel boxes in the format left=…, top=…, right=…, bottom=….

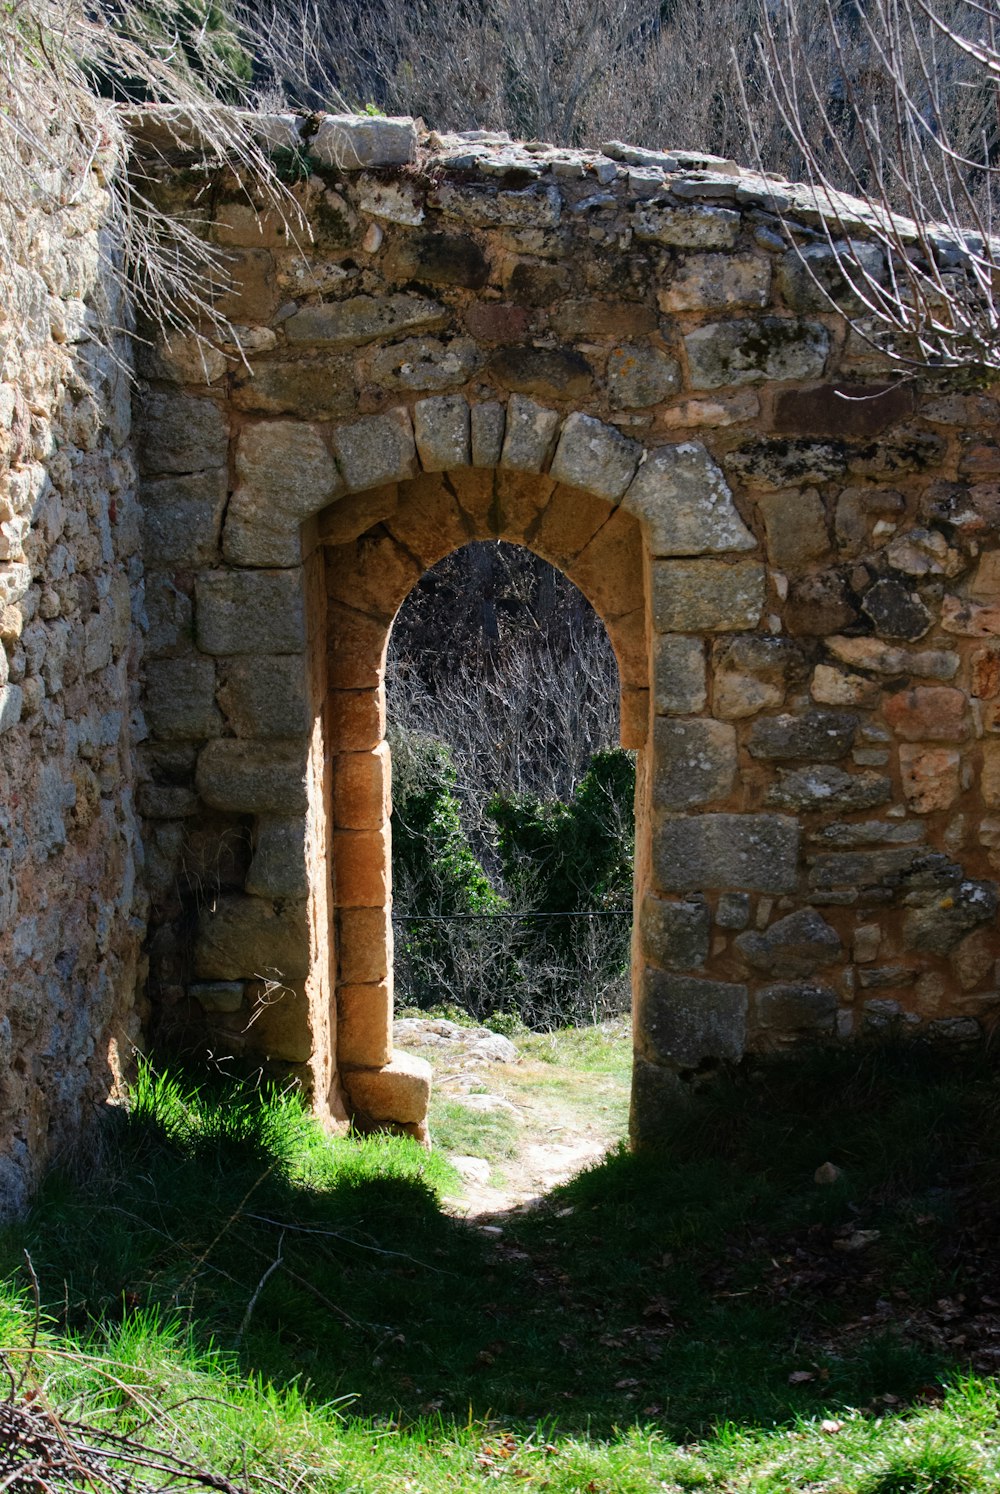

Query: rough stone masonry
left=6, top=104, right=1000, bottom=1200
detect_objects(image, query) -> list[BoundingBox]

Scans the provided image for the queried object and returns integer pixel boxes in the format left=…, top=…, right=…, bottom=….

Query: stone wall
left=0, top=165, right=143, bottom=1212
left=129, top=111, right=1000, bottom=1146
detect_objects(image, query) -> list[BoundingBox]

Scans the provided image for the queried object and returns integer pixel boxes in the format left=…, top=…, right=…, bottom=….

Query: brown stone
left=214, top=248, right=277, bottom=322
left=530, top=483, right=614, bottom=563
left=489, top=345, right=593, bottom=400
left=337, top=981, right=393, bottom=1067
left=899, top=744, right=960, bottom=813
left=328, top=687, right=386, bottom=752
left=884, top=686, right=968, bottom=742
left=333, top=825, right=391, bottom=906
left=325, top=604, right=391, bottom=690
left=388, top=231, right=489, bottom=288
left=620, top=688, right=650, bottom=749
left=551, top=300, right=657, bottom=338
left=386, top=476, right=468, bottom=569
left=983, top=742, right=1000, bottom=809
left=464, top=302, right=532, bottom=342
left=496, top=470, right=555, bottom=539
left=326, top=533, right=422, bottom=622
left=245, top=979, right=314, bottom=1065
left=951, top=927, right=996, bottom=992
left=757, top=487, right=829, bottom=569
left=784, top=571, right=858, bottom=636
left=771, top=382, right=914, bottom=438
left=195, top=896, right=309, bottom=980
left=333, top=745, right=391, bottom=830
left=942, top=595, right=1000, bottom=637
left=339, top=905, right=392, bottom=984
left=318, top=485, right=399, bottom=546
left=344, top=1052, right=431, bottom=1125
left=971, top=648, right=1000, bottom=699
left=570, top=508, right=645, bottom=621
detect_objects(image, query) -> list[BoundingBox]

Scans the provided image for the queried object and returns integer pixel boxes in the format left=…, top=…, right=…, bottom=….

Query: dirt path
left=394, top=1017, right=631, bottom=1217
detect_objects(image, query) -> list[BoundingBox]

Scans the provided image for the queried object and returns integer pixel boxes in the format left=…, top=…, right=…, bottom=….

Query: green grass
left=5, top=1043, right=1000, bottom=1492
left=427, top=1094, right=520, bottom=1162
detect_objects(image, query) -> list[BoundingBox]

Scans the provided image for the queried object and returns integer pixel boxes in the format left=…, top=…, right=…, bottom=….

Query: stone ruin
left=3, top=107, right=1000, bottom=1204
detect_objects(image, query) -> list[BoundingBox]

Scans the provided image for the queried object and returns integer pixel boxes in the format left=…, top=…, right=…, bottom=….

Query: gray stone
left=807, top=848, right=923, bottom=893
left=640, top=893, right=710, bottom=970
left=928, top=1016, right=981, bottom=1044
left=245, top=816, right=309, bottom=898
left=310, top=114, right=417, bottom=168
left=861, top=578, right=933, bottom=642
left=194, top=894, right=309, bottom=980
left=0, top=685, right=22, bottom=735
left=659, top=253, right=771, bottom=312
left=736, top=908, right=842, bottom=977
left=716, top=892, right=751, bottom=930
left=332, top=408, right=419, bottom=490
left=767, top=765, right=892, bottom=812
left=196, top=739, right=308, bottom=814
left=137, top=783, right=199, bottom=819
left=144, top=657, right=221, bottom=741
left=190, top=981, right=245, bottom=1013
left=216, top=655, right=310, bottom=738
left=388, top=231, right=489, bottom=288
left=225, top=421, right=343, bottom=567
left=857, top=965, right=915, bottom=989
left=370, top=336, right=483, bottom=391
left=490, top=345, right=593, bottom=401
left=684, top=318, right=829, bottom=391
left=777, top=241, right=885, bottom=313
left=653, top=812, right=800, bottom=893
left=652, top=559, right=766, bottom=634
left=652, top=717, right=737, bottom=809
left=413, top=395, right=471, bottom=471
left=903, top=879, right=998, bottom=954
left=653, top=634, right=706, bottom=714
left=284, top=295, right=446, bottom=348
left=430, top=181, right=561, bottom=228
left=725, top=439, right=846, bottom=493
left=607, top=344, right=681, bottom=409
left=196, top=569, right=306, bottom=656
left=499, top=395, right=561, bottom=473
left=748, top=709, right=857, bottom=762
left=756, top=982, right=838, bottom=1034
left=622, top=442, right=756, bottom=556
left=138, top=393, right=228, bottom=475
left=231, top=357, right=357, bottom=421
left=633, top=202, right=740, bottom=248
left=145, top=574, right=194, bottom=658
left=639, top=968, right=748, bottom=1067
left=549, top=413, right=641, bottom=500
left=630, top=1056, right=687, bottom=1148
left=142, top=469, right=227, bottom=567
left=809, top=819, right=926, bottom=847
left=471, top=402, right=505, bottom=467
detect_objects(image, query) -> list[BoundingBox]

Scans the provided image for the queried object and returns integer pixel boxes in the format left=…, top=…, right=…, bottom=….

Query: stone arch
left=187, top=390, right=758, bottom=1140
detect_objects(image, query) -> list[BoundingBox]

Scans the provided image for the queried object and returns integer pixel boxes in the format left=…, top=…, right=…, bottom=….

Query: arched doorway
left=319, top=468, right=650, bottom=1138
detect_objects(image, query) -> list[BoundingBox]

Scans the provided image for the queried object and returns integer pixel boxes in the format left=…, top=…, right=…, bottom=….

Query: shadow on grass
left=5, top=1043, right=1000, bottom=1439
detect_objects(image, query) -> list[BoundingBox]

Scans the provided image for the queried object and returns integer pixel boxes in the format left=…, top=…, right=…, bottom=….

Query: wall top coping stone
left=116, top=104, right=977, bottom=263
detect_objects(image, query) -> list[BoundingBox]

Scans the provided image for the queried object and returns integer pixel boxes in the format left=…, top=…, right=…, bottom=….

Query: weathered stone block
left=196, top=739, right=307, bottom=813
left=138, top=393, right=229, bottom=476
left=634, top=202, right=739, bottom=248
left=344, top=1052, right=432, bottom=1125
left=226, top=421, right=343, bottom=567
left=471, top=402, right=505, bottom=467
left=370, top=336, right=483, bottom=391
left=776, top=240, right=884, bottom=313
left=755, top=982, right=838, bottom=1034
left=216, top=654, right=310, bottom=739
left=736, top=907, right=842, bottom=977
left=389, top=231, right=489, bottom=288
left=145, top=657, right=221, bottom=741
left=142, top=469, right=227, bottom=567
left=884, top=686, right=968, bottom=742
left=757, top=487, right=829, bottom=569
left=328, top=688, right=386, bottom=752
left=716, top=892, right=751, bottom=929
left=0, top=684, right=23, bottom=735
left=551, top=299, right=657, bottom=338
left=861, top=578, right=932, bottom=641
left=807, top=847, right=922, bottom=893
left=652, top=559, right=765, bottom=634
left=826, top=635, right=959, bottom=680
left=640, top=892, right=710, bottom=970
left=190, top=981, right=244, bottom=1014
left=245, top=978, right=313, bottom=1064
left=900, top=744, right=961, bottom=814
left=652, top=717, right=737, bottom=809
left=653, top=634, right=706, bottom=715
left=339, top=904, right=393, bottom=985
left=413, top=396, right=471, bottom=471
left=194, top=894, right=309, bottom=980
left=231, top=357, right=357, bottom=421
left=499, top=395, right=561, bottom=473
left=333, top=408, right=419, bottom=490
left=903, top=879, right=998, bottom=954
left=285, top=295, right=446, bottom=348
left=245, top=815, right=309, bottom=899
left=773, top=381, right=914, bottom=439
left=607, top=344, right=681, bottom=409
left=338, top=981, right=393, bottom=1067
left=767, top=765, right=891, bottom=812
left=685, top=318, right=829, bottom=390
left=748, top=709, right=857, bottom=762
left=490, top=345, right=593, bottom=401
left=638, top=967, right=748, bottom=1067
left=333, top=825, right=391, bottom=906
left=196, top=569, right=306, bottom=656
left=622, top=443, right=756, bottom=556
left=726, top=438, right=846, bottom=493
left=310, top=114, right=417, bottom=168
left=333, top=745, right=391, bottom=830
left=652, top=813, right=800, bottom=893
left=430, top=181, right=561, bottom=228
left=659, top=253, right=771, bottom=312
left=549, top=413, right=641, bottom=500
